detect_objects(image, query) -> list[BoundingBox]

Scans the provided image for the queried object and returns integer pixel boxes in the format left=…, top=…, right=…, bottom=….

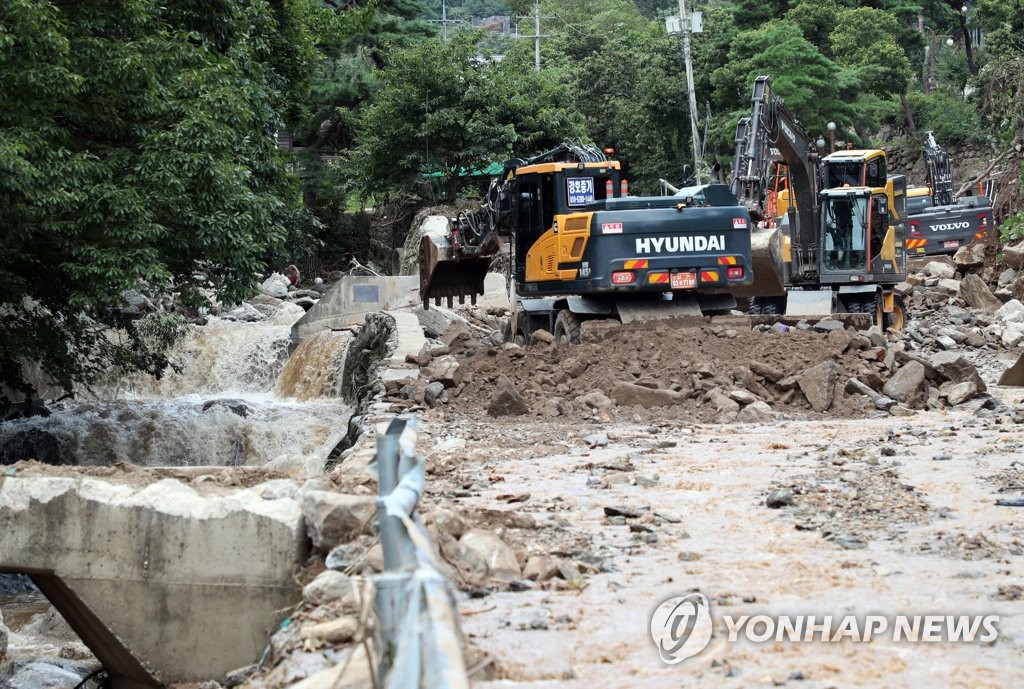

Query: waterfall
left=0, top=305, right=355, bottom=468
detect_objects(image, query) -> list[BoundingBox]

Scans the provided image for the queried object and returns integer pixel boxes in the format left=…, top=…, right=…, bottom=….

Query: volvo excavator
left=905, top=132, right=994, bottom=256
left=732, top=75, right=908, bottom=330
left=417, top=142, right=754, bottom=343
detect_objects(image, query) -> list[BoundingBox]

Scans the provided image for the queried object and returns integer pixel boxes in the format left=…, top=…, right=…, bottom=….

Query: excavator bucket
left=729, top=226, right=786, bottom=299
left=418, top=224, right=491, bottom=309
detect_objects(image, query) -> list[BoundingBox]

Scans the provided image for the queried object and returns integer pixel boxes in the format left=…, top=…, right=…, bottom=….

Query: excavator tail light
left=612, top=271, right=635, bottom=284
left=727, top=267, right=744, bottom=280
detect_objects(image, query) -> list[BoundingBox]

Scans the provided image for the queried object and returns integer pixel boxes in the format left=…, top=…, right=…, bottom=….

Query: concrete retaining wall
left=0, top=476, right=307, bottom=687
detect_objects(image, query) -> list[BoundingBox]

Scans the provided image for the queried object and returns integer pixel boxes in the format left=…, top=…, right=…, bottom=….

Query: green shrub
left=905, top=91, right=987, bottom=147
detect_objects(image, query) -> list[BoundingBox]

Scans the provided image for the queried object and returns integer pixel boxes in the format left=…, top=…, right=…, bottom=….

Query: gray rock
left=766, top=490, right=795, bottom=508
left=1003, top=322, right=1024, bottom=348
left=729, top=389, right=760, bottom=405
left=585, top=433, right=609, bottom=448
left=737, top=401, right=775, bottom=423
left=937, top=279, right=961, bottom=295
left=797, top=360, right=839, bottom=412
left=302, top=570, right=353, bottom=604
left=423, top=355, right=462, bottom=388
left=863, top=325, right=887, bottom=348
left=953, top=242, right=986, bottom=269
left=928, top=352, right=987, bottom=393
left=996, top=299, right=1024, bottom=322
left=610, top=381, right=682, bottom=408
left=523, top=556, right=559, bottom=581
left=487, top=375, right=529, bottom=416
left=883, top=361, right=928, bottom=408
left=708, top=388, right=740, bottom=413
left=224, top=303, right=266, bottom=322
left=935, top=335, right=958, bottom=350
left=529, top=329, right=555, bottom=346
left=1004, top=240, right=1024, bottom=270
left=925, top=261, right=956, bottom=279
left=812, top=319, right=846, bottom=332
left=0, top=608, right=6, bottom=659
left=457, top=529, right=521, bottom=582
left=574, top=389, right=613, bottom=411
left=259, top=273, right=291, bottom=298
left=944, top=381, right=979, bottom=405
left=424, top=381, right=447, bottom=407
left=959, top=274, right=1002, bottom=311
left=946, top=305, right=973, bottom=323
left=999, top=268, right=1019, bottom=288
left=301, top=490, right=376, bottom=553
left=844, top=378, right=895, bottom=411
left=3, top=662, right=86, bottom=689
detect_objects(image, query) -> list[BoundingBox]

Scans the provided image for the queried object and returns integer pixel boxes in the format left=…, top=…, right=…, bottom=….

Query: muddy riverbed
left=415, top=395, right=1024, bottom=688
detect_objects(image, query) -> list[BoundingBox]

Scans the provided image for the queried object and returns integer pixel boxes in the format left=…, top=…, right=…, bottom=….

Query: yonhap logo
left=649, top=593, right=714, bottom=664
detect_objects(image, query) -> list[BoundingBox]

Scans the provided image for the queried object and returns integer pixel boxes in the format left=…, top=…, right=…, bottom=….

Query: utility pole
left=534, top=1, right=541, bottom=71
left=679, top=0, right=702, bottom=183
left=442, top=0, right=447, bottom=42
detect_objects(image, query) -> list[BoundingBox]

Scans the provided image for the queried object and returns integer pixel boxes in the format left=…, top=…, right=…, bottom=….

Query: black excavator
left=731, top=75, right=908, bottom=330
left=418, top=142, right=754, bottom=343
left=905, top=131, right=994, bottom=256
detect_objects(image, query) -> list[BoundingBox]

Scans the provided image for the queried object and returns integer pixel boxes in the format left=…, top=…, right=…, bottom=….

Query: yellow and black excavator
left=732, top=75, right=908, bottom=330
left=418, top=142, right=754, bottom=343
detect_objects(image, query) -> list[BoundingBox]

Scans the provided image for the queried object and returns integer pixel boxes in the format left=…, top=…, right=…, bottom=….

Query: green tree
left=712, top=21, right=851, bottom=137
left=351, top=35, right=585, bottom=201
left=0, top=0, right=313, bottom=402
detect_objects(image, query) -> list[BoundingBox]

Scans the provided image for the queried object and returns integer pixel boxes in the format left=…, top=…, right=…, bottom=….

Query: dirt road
left=418, top=392, right=1024, bottom=687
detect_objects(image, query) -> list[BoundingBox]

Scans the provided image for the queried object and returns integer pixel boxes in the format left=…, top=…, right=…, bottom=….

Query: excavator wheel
left=753, top=294, right=782, bottom=317
left=879, top=295, right=906, bottom=332
left=553, top=309, right=583, bottom=345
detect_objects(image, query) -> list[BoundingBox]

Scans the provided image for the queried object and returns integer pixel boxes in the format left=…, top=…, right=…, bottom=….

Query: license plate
left=671, top=272, right=697, bottom=289
left=943, top=240, right=959, bottom=249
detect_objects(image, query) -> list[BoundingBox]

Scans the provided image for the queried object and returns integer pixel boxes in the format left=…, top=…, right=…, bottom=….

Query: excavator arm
left=738, top=75, right=822, bottom=283
left=922, top=131, right=955, bottom=206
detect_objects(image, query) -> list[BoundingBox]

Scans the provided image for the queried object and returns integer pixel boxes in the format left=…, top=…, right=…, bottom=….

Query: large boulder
left=925, top=261, right=956, bottom=279
left=883, top=361, right=928, bottom=408
left=797, top=360, right=838, bottom=412
left=954, top=242, right=987, bottom=269
left=301, top=490, right=376, bottom=553
left=610, top=381, right=682, bottom=408
left=457, top=529, right=521, bottom=583
left=487, top=375, right=529, bottom=417
left=1004, top=240, right=1024, bottom=270
left=928, top=352, right=987, bottom=393
left=259, top=273, right=291, bottom=298
left=959, top=274, right=1002, bottom=311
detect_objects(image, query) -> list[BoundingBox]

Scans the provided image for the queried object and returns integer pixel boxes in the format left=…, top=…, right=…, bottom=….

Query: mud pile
left=384, top=313, right=995, bottom=424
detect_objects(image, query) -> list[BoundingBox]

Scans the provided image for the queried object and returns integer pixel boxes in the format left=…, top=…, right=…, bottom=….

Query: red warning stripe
left=717, top=256, right=738, bottom=265
left=700, top=270, right=720, bottom=282
left=624, top=259, right=649, bottom=269
left=648, top=272, right=669, bottom=284
left=906, top=239, right=926, bottom=249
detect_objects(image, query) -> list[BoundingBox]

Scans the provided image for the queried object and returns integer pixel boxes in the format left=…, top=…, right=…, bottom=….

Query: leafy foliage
left=0, top=0, right=313, bottom=400
left=351, top=35, right=585, bottom=201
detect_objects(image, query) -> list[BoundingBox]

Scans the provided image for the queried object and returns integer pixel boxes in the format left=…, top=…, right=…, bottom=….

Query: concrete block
left=290, top=276, right=420, bottom=343
left=0, top=476, right=306, bottom=687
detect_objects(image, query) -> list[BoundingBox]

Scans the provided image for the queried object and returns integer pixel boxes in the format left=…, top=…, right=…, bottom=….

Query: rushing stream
left=0, top=302, right=356, bottom=683
left=0, top=304, right=355, bottom=468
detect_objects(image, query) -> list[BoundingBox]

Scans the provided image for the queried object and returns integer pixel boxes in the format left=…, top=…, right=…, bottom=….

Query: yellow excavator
left=732, top=75, right=908, bottom=330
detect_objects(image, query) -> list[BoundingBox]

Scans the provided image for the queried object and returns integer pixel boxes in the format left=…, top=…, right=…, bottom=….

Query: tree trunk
left=959, top=14, right=977, bottom=75
left=900, top=92, right=918, bottom=138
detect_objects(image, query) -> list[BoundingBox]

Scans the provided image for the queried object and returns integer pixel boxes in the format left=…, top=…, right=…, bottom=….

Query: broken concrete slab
left=290, top=275, right=420, bottom=344
left=0, top=476, right=306, bottom=687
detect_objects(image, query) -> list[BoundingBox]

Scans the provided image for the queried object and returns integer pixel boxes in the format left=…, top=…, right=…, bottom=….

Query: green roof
left=422, top=162, right=504, bottom=178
